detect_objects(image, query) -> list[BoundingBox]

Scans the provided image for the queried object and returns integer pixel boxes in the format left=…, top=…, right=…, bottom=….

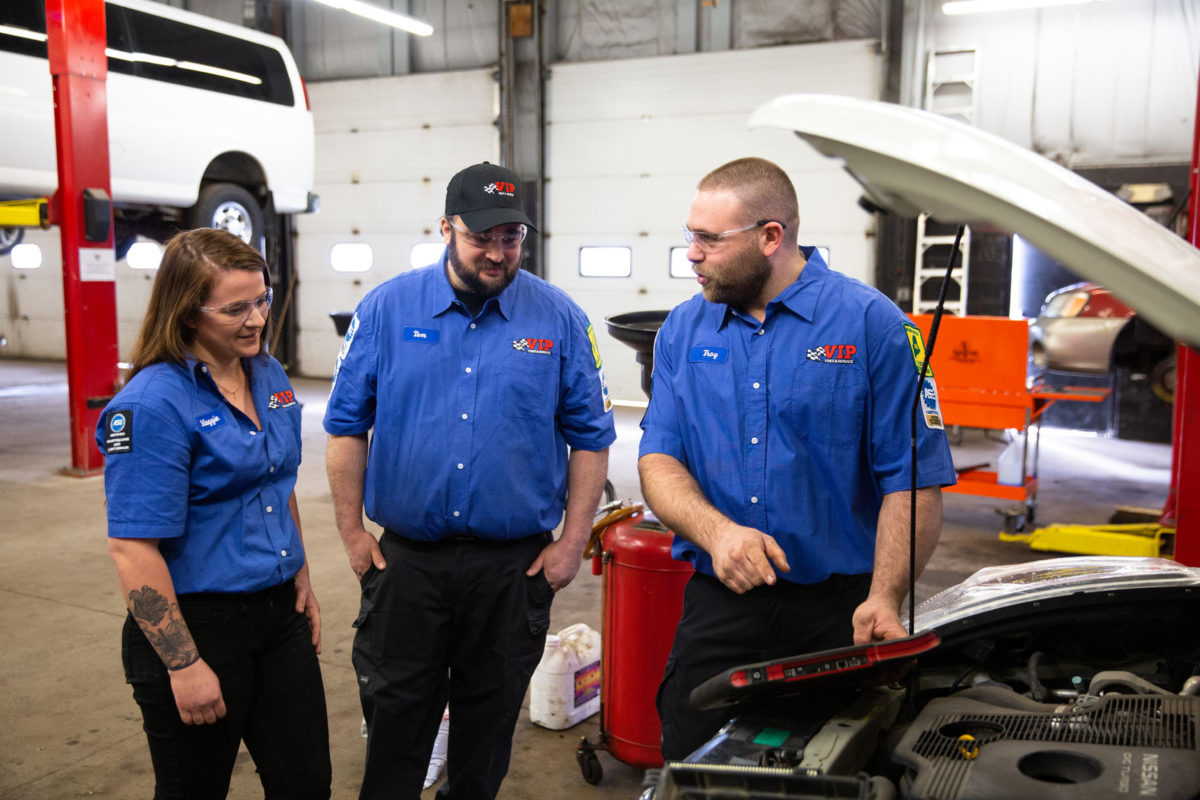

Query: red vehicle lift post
left=1162, top=67, right=1200, bottom=566
left=45, top=0, right=119, bottom=475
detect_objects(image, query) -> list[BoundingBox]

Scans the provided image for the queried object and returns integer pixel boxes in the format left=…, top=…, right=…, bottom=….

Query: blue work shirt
left=323, top=256, right=616, bottom=540
left=639, top=248, right=957, bottom=584
left=96, top=352, right=305, bottom=595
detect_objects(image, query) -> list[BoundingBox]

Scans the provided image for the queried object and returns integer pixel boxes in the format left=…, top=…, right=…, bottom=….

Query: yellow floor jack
left=999, top=506, right=1175, bottom=558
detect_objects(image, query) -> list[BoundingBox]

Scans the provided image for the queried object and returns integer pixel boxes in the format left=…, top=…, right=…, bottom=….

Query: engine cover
left=893, top=690, right=1200, bottom=799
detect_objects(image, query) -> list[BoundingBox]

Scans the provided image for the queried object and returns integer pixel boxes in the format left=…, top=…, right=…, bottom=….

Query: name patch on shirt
left=196, top=411, right=228, bottom=433
left=689, top=346, right=728, bottom=364
left=404, top=326, right=440, bottom=344
left=513, top=337, right=555, bottom=355
left=805, top=344, right=858, bottom=364
left=105, top=409, right=133, bottom=454
left=268, top=390, right=297, bottom=410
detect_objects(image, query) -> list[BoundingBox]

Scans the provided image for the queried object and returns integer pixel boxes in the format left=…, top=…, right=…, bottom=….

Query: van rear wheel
left=186, top=183, right=264, bottom=247
left=0, top=226, right=24, bottom=255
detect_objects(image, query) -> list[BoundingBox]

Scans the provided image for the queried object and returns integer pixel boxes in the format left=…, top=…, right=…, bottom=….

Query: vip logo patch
left=806, top=344, right=857, bottom=364
left=268, top=390, right=297, bottom=410
left=484, top=181, right=517, bottom=197
left=513, top=337, right=554, bottom=355
left=105, top=409, right=133, bottom=454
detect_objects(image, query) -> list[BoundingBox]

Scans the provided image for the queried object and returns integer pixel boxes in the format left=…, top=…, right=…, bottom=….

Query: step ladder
left=914, top=47, right=979, bottom=315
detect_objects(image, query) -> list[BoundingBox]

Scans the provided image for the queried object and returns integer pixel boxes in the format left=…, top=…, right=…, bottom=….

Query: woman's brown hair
left=126, top=228, right=268, bottom=380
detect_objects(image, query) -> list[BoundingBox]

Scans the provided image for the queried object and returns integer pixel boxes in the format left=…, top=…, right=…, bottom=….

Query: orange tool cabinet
left=908, top=314, right=1109, bottom=527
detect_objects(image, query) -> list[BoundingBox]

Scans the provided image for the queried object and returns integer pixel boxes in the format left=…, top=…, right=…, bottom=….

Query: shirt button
left=250, top=430, right=257, bottom=436
left=281, top=549, right=288, bottom=557
left=756, top=329, right=765, bottom=335
left=751, top=437, right=759, bottom=444
left=750, top=496, right=759, bottom=504
left=453, top=510, right=461, bottom=517
left=753, top=382, right=761, bottom=389
left=465, top=367, right=472, bottom=374
left=461, top=413, right=468, bottom=420
left=266, top=505, right=273, bottom=513
left=269, top=465, right=275, bottom=473
left=470, top=323, right=477, bottom=330
left=457, top=463, right=464, bottom=469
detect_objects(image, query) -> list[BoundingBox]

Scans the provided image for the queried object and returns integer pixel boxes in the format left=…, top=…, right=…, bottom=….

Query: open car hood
left=689, top=556, right=1200, bottom=709
left=749, top=94, right=1200, bottom=350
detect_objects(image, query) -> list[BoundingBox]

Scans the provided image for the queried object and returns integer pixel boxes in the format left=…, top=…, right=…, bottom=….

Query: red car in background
left=1029, top=282, right=1176, bottom=402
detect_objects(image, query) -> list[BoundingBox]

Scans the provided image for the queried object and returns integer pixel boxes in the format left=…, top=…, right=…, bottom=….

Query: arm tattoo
left=128, top=585, right=200, bottom=671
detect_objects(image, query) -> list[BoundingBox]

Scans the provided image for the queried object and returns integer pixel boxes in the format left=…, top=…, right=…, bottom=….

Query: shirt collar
left=183, top=351, right=267, bottom=387
left=432, top=252, right=516, bottom=321
left=714, top=245, right=830, bottom=331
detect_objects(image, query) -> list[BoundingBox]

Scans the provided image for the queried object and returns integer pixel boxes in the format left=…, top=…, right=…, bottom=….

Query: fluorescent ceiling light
left=314, top=0, right=434, bottom=36
left=0, top=24, right=47, bottom=42
left=943, top=0, right=1102, bottom=14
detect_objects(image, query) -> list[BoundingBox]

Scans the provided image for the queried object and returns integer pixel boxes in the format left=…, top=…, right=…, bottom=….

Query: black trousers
left=353, top=530, right=554, bottom=800
left=122, top=579, right=332, bottom=800
left=656, top=571, right=871, bottom=761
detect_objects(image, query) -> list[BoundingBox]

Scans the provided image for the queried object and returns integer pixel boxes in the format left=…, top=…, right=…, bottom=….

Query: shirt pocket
left=783, top=364, right=867, bottom=454
left=502, top=349, right=559, bottom=420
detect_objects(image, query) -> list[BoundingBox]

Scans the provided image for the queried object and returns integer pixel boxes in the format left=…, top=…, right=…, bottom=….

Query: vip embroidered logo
left=483, top=181, right=516, bottom=197
left=807, top=344, right=857, bottom=364
left=268, top=390, right=297, bottom=410
left=513, top=337, right=554, bottom=355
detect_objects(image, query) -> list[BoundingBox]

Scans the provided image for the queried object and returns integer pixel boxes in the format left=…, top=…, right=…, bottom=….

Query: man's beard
left=446, top=231, right=519, bottom=297
left=699, top=240, right=772, bottom=309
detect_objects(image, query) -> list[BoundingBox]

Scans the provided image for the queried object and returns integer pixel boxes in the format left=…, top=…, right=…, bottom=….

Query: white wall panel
left=546, top=41, right=881, bottom=401
left=295, top=70, right=499, bottom=377
left=933, top=0, right=1198, bottom=166
left=0, top=227, right=156, bottom=362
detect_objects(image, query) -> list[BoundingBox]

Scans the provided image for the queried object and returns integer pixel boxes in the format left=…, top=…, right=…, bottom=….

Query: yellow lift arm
left=0, top=198, right=51, bottom=229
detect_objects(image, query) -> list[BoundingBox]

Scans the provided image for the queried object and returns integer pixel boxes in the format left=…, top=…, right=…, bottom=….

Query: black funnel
left=605, top=310, right=670, bottom=399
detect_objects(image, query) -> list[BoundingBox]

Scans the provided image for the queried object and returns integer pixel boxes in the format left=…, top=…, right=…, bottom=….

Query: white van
left=0, top=0, right=317, bottom=254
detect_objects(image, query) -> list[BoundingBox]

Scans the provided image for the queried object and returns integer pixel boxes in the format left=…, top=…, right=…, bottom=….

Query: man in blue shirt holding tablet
left=639, top=157, right=956, bottom=760
left=324, top=162, right=615, bottom=799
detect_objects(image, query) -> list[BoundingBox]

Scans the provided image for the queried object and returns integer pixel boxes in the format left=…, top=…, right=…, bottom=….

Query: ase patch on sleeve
left=105, top=409, right=133, bottom=454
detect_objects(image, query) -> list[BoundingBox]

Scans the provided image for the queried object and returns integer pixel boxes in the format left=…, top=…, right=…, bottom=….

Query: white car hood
left=749, top=94, right=1200, bottom=349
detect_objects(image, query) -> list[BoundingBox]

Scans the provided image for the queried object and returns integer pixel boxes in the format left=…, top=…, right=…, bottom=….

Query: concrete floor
left=0, top=357, right=1174, bottom=799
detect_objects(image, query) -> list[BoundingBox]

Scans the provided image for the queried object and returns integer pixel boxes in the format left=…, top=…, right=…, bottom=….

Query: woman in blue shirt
left=97, top=229, right=330, bottom=799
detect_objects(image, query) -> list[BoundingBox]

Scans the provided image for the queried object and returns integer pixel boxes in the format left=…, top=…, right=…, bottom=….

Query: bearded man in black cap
left=324, top=162, right=616, bottom=799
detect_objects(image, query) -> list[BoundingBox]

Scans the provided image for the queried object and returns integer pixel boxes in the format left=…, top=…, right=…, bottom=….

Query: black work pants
left=656, top=571, right=871, bottom=761
left=353, top=530, right=554, bottom=800
left=121, top=579, right=332, bottom=800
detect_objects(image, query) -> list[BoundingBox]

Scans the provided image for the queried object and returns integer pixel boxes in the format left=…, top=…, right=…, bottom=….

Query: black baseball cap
left=444, top=162, right=537, bottom=232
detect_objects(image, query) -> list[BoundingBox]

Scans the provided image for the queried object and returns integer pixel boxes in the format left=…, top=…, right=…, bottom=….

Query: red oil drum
left=577, top=510, right=693, bottom=780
